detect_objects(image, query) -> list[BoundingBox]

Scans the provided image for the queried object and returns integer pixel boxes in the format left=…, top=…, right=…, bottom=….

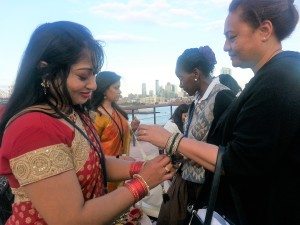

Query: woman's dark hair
left=90, top=71, right=128, bottom=120
left=171, top=103, right=189, bottom=133
left=0, top=21, right=104, bottom=142
left=175, top=45, right=217, bottom=77
left=219, top=74, right=242, bottom=96
left=229, top=0, right=299, bottom=41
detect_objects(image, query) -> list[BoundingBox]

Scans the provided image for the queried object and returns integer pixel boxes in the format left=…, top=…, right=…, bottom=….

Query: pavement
left=129, top=138, right=160, bottom=161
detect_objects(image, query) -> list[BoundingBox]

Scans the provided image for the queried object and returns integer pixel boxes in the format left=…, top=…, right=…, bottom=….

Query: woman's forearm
left=78, top=186, right=136, bottom=225
left=177, top=138, right=219, bottom=172
left=105, top=157, right=132, bottom=181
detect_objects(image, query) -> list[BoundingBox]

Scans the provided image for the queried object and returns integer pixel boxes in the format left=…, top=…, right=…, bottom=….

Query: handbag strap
left=49, top=104, right=108, bottom=194
left=184, top=101, right=195, bottom=137
left=204, top=146, right=225, bottom=225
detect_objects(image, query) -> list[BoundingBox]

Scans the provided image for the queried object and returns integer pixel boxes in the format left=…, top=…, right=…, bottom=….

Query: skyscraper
left=142, top=83, right=147, bottom=96
left=155, top=80, right=159, bottom=96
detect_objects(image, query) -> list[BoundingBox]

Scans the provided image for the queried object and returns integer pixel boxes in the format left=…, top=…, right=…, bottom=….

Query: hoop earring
left=41, top=80, right=50, bottom=95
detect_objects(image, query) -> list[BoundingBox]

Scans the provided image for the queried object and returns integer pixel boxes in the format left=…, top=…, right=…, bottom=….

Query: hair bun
left=198, top=45, right=217, bottom=65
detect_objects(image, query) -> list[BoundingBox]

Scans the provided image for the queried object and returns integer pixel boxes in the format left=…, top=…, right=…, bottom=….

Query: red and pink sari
left=0, top=111, right=106, bottom=225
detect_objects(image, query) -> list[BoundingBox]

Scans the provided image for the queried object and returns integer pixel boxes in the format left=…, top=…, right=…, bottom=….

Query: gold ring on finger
left=164, top=166, right=170, bottom=173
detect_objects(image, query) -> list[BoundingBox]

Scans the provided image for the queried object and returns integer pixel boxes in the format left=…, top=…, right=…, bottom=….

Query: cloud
left=96, top=32, right=156, bottom=43
left=202, top=19, right=225, bottom=32
left=89, top=0, right=204, bottom=28
left=208, top=0, right=231, bottom=7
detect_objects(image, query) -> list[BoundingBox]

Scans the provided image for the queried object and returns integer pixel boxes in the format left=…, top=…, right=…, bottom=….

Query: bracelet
left=129, top=161, right=144, bottom=178
left=171, top=133, right=184, bottom=155
left=124, top=181, right=139, bottom=201
left=169, top=133, right=180, bottom=155
left=166, top=133, right=180, bottom=156
left=133, top=174, right=150, bottom=196
left=164, top=133, right=177, bottom=154
left=124, top=177, right=149, bottom=202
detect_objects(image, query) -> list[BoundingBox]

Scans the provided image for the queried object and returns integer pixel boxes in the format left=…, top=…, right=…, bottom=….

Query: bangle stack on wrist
left=124, top=174, right=150, bottom=202
left=133, top=174, right=150, bottom=195
left=165, top=132, right=184, bottom=156
left=129, top=161, right=144, bottom=178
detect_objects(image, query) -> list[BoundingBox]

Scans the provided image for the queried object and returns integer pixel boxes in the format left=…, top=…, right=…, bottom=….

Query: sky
left=0, top=0, right=300, bottom=97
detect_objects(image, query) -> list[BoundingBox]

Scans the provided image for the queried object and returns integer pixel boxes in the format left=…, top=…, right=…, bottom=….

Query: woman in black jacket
left=137, top=0, right=300, bottom=224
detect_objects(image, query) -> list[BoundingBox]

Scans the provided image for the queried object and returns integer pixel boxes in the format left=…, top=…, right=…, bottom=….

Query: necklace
left=255, top=48, right=282, bottom=73
left=99, top=105, right=125, bottom=148
left=266, top=48, right=282, bottom=64
left=47, top=103, right=108, bottom=193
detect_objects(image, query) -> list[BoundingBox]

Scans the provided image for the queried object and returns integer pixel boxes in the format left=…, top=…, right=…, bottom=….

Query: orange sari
left=93, top=110, right=131, bottom=156
left=92, top=109, right=131, bottom=191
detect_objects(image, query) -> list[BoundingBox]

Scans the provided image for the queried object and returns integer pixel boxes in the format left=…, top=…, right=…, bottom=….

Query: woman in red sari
left=0, top=21, right=174, bottom=225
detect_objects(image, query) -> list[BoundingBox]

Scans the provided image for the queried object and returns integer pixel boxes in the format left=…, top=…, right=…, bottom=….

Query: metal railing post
left=131, top=109, right=135, bottom=120
left=131, top=109, right=136, bottom=146
left=153, top=107, right=156, bottom=124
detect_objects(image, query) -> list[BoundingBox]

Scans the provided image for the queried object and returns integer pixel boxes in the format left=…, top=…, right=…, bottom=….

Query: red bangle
left=124, top=178, right=148, bottom=202
left=133, top=174, right=150, bottom=195
left=129, top=161, right=144, bottom=178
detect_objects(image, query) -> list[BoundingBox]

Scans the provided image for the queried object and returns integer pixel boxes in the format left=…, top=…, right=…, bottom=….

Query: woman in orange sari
left=90, top=71, right=140, bottom=191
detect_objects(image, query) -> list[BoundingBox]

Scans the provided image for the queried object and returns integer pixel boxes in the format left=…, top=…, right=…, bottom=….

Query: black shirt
left=207, top=51, right=300, bottom=225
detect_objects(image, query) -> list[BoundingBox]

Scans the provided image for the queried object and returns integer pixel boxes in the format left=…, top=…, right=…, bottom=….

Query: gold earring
left=41, top=80, right=50, bottom=95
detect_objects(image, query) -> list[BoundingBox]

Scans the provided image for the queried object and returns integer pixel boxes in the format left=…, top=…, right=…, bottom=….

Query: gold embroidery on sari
left=71, top=115, right=90, bottom=172
left=10, top=144, right=74, bottom=186
left=11, top=187, right=29, bottom=203
left=9, top=111, right=91, bottom=204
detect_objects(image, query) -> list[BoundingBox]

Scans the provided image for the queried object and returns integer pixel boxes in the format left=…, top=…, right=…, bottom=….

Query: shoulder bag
left=187, top=146, right=234, bottom=225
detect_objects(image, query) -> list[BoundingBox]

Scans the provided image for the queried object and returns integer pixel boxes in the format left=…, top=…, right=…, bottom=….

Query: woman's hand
left=137, top=124, right=172, bottom=149
left=139, top=154, right=175, bottom=189
left=130, top=117, right=140, bottom=132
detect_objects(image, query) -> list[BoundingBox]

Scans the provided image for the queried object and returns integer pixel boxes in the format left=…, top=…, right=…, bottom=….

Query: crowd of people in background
left=1, top=0, right=299, bottom=225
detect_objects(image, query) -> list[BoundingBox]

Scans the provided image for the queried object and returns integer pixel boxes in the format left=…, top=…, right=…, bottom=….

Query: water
left=128, top=106, right=177, bottom=125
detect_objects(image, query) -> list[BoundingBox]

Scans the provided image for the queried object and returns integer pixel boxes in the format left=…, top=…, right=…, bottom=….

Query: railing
left=122, top=102, right=189, bottom=125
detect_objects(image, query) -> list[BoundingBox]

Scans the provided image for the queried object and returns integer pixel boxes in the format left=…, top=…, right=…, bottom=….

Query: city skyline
left=0, top=79, right=181, bottom=98
left=1, top=0, right=300, bottom=97
left=0, top=67, right=233, bottom=98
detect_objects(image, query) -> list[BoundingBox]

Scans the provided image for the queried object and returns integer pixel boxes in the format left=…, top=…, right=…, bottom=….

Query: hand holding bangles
left=137, top=155, right=175, bottom=189
left=125, top=152, right=176, bottom=202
